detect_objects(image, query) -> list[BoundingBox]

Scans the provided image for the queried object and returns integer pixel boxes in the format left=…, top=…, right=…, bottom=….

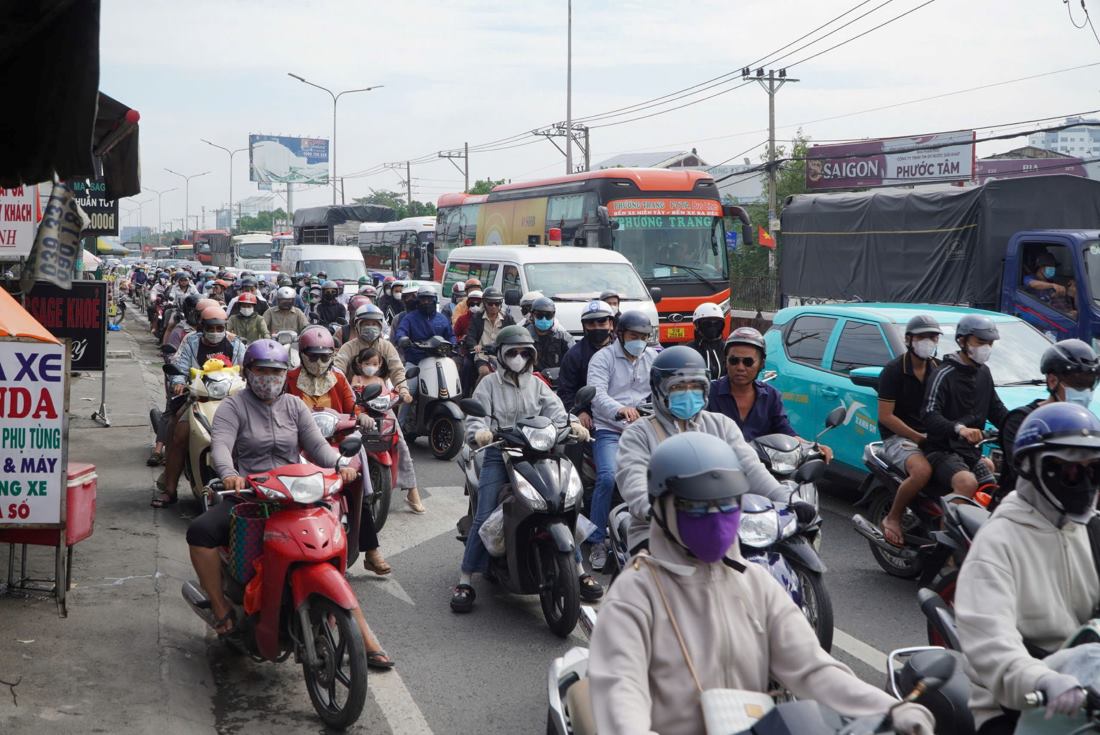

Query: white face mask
left=1065, top=386, right=1094, bottom=407
left=239, top=307, right=254, bottom=317
left=362, top=365, right=380, bottom=377
left=504, top=354, right=529, bottom=373
left=967, top=344, right=993, bottom=365
left=911, top=338, right=937, bottom=360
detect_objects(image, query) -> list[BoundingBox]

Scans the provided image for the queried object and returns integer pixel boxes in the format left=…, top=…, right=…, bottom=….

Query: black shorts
left=926, top=450, right=995, bottom=491
left=185, top=496, right=241, bottom=548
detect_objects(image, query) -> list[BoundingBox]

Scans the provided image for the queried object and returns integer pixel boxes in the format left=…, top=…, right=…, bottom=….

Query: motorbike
left=273, top=329, right=301, bottom=370
left=354, top=386, right=402, bottom=532
left=456, top=387, right=594, bottom=637
left=398, top=335, right=465, bottom=460
left=181, top=436, right=369, bottom=730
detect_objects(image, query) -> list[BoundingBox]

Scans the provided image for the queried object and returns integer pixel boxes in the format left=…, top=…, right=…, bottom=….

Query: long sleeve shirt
left=587, top=340, right=655, bottom=433
left=395, top=310, right=455, bottom=364
left=464, top=369, right=568, bottom=443
left=922, top=353, right=1008, bottom=454
left=707, top=377, right=796, bottom=442
left=557, top=339, right=606, bottom=413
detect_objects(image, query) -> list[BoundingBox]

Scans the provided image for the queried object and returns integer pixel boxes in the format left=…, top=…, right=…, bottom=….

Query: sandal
left=362, top=550, right=392, bottom=576
left=366, top=650, right=396, bottom=670
left=450, top=583, right=475, bottom=613
left=212, top=609, right=236, bottom=636
left=150, top=491, right=178, bottom=508
left=405, top=489, right=426, bottom=514
left=146, top=449, right=164, bottom=467
left=580, top=574, right=604, bottom=603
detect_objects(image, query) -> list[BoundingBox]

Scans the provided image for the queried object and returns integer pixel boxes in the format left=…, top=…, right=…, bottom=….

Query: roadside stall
left=0, top=287, right=94, bottom=617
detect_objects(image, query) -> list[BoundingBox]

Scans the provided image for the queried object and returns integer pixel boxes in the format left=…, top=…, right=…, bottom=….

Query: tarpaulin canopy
left=0, top=288, right=60, bottom=344
left=292, top=205, right=395, bottom=228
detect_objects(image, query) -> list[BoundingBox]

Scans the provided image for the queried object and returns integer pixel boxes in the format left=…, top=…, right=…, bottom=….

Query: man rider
left=389, top=288, right=419, bottom=340
left=380, top=280, right=405, bottom=321
left=525, top=296, right=573, bottom=374
left=449, top=276, right=483, bottom=326
left=519, top=291, right=543, bottom=325
left=558, top=300, right=615, bottom=417
left=453, top=290, right=483, bottom=344
left=590, top=432, right=934, bottom=735
left=333, top=304, right=412, bottom=406
left=395, top=286, right=455, bottom=365
left=168, top=272, right=199, bottom=304
left=264, top=286, right=309, bottom=335
left=226, top=276, right=268, bottom=316
left=464, top=287, right=514, bottom=385
left=599, top=290, right=620, bottom=315
left=450, top=326, right=598, bottom=613
left=689, top=301, right=726, bottom=380
left=314, top=280, right=348, bottom=324
left=922, top=314, right=1008, bottom=499
left=956, top=403, right=1100, bottom=733
left=225, top=292, right=270, bottom=344
left=441, top=281, right=465, bottom=321
left=876, top=315, right=942, bottom=546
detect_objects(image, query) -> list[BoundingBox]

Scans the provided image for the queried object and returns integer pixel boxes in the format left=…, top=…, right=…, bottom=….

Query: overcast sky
left=101, top=0, right=1100, bottom=227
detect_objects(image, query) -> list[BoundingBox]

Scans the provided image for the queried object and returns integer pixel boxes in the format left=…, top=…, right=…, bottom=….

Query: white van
left=442, top=246, right=660, bottom=337
left=280, top=244, right=368, bottom=294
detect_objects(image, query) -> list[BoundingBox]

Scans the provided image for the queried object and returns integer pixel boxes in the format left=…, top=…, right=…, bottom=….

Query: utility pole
left=743, top=67, right=799, bottom=272
left=144, top=187, right=177, bottom=247
left=165, top=168, right=210, bottom=237
left=406, top=161, right=412, bottom=206
left=533, top=122, right=590, bottom=172
left=439, top=144, right=469, bottom=192
left=565, top=0, right=573, bottom=175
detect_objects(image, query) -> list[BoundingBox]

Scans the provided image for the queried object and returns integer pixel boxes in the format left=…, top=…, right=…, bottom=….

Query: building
left=595, top=149, right=708, bottom=169
left=1029, top=117, right=1100, bottom=159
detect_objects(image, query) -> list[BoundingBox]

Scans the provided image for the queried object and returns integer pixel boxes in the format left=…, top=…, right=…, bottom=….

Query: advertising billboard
left=975, top=156, right=1089, bottom=184
left=249, top=134, right=329, bottom=184
left=71, top=178, right=119, bottom=236
left=806, top=131, right=975, bottom=191
left=23, top=280, right=108, bottom=372
left=0, top=184, right=38, bottom=259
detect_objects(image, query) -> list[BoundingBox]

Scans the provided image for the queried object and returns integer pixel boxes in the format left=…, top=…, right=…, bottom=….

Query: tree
left=353, top=191, right=438, bottom=220
left=235, top=208, right=288, bottom=233
left=468, top=178, right=505, bottom=195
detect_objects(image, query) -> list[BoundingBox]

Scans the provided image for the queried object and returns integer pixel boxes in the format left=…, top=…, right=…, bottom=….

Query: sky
left=100, top=0, right=1100, bottom=229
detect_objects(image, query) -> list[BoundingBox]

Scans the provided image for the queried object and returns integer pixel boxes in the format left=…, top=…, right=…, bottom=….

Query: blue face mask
left=1043, top=266, right=1057, bottom=279
left=624, top=339, right=647, bottom=357
left=668, top=389, right=705, bottom=420
left=534, top=317, right=554, bottom=331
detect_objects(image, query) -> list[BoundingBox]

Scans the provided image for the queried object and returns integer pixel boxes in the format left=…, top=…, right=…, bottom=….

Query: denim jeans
left=461, top=448, right=508, bottom=575
left=588, top=429, right=621, bottom=543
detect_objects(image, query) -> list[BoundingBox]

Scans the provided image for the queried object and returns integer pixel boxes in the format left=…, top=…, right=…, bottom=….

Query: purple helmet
left=243, top=339, right=290, bottom=370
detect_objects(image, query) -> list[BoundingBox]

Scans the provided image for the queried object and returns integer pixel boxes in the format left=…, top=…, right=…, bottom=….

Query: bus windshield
left=610, top=198, right=727, bottom=288
left=238, top=241, right=272, bottom=258
left=523, top=262, right=650, bottom=302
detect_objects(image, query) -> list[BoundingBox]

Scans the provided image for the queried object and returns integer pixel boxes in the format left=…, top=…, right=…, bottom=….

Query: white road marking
left=372, top=668, right=435, bottom=735
left=353, top=574, right=417, bottom=606
left=833, top=628, right=888, bottom=674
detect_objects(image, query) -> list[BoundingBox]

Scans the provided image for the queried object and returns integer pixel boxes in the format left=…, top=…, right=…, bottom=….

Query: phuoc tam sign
left=806, top=131, right=976, bottom=190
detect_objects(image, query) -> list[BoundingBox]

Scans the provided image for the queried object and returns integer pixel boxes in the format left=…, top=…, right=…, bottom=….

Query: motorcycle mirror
left=824, top=406, right=846, bottom=429
left=896, top=651, right=956, bottom=705
left=398, top=336, right=412, bottom=349
left=405, top=365, right=420, bottom=380
left=573, top=385, right=597, bottom=409
left=794, top=459, right=826, bottom=483
left=339, top=436, right=363, bottom=457
left=504, top=289, right=522, bottom=307
left=459, top=398, right=488, bottom=418
left=358, top=383, right=383, bottom=402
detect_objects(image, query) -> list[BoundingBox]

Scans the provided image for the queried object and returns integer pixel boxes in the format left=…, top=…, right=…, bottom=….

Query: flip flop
left=150, top=492, right=178, bottom=508
left=881, top=520, right=905, bottom=547
left=366, top=650, right=396, bottom=670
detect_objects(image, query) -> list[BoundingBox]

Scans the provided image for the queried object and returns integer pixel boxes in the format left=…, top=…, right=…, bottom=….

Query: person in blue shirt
left=1023, top=250, right=1076, bottom=316
left=707, top=326, right=834, bottom=459
left=394, top=285, right=456, bottom=365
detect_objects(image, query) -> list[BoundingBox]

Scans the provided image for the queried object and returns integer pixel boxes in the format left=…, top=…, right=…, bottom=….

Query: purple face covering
left=675, top=509, right=741, bottom=563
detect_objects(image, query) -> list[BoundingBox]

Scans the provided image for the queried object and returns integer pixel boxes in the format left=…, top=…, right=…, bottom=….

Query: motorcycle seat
left=948, top=503, right=989, bottom=540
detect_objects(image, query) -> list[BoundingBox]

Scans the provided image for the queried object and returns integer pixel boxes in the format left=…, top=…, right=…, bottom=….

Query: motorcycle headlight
left=311, top=412, right=338, bottom=439
left=521, top=424, right=557, bottom=452
left=514, top=473, right=548, bottom=511
left=369, top=396, right=391, bottom=412
left=284, top=472, right=325, bottom=503
left=204, top=377, right=232, bottom=400
left=562, top=463, right=583, bottom=508
left=739, top=510, right=780, bottom=547
left=763, top=448, right=800, bottom=474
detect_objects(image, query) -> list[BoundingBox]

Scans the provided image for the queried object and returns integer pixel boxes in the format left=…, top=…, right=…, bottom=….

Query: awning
left=0, top=288, right=60, bottom=344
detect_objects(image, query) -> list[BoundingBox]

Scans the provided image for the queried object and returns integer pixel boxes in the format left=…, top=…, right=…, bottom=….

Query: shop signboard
left=71, top=178, right=119, bottom=236
left=22, top=280, right=107, bottom=372
left=806, top=131, right=976, bottom=191
left=0, top=184, right=38, bottom=259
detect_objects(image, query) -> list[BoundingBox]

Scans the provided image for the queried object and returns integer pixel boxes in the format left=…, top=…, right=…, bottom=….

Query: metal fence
left=728, top=275, right=780, bottom=313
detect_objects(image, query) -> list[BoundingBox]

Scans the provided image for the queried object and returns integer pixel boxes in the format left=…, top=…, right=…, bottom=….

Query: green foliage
left=353, top=190, right=437, bottom=220
left=468, top=178, right=506, bottom=195
left=235, top=208, right=288, bottom=234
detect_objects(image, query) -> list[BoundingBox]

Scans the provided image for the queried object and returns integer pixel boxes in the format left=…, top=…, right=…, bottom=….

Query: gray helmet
left=417, top=284, right=437, bottom=300
left=724, top=326, right=766, bottom=359
left=617, top=310, right=653, bottom=335
left=647, top=432, right=749, bottom=501
left=904, top=314, right=943, bottom=336
left=649, top=346, right=710, bottom=420
left=531, top=296, right=556, bottom=316
left=495, top=324, right=534, bottom=349
left=955, top=314, right=1000, bottom=342
left=483, top=287, right=504, bottom=303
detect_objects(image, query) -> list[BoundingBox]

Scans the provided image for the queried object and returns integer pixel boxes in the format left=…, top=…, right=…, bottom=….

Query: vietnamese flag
left=758, top=226, right=776, bottom=249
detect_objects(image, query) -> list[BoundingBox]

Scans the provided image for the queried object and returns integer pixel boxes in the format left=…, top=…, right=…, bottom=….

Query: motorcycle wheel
left=428, top=415, right=463, bottom=461
left=300, top=597, right=368, bottom=730
left=793, top=565, right=834, bottom=652
left=866, top=491, right=923, bottom=579
left=926, top=570, right=958, bottom=648
left=368, top=460, right=393, bottom=533
left=540, top=547, right=580, bottom=638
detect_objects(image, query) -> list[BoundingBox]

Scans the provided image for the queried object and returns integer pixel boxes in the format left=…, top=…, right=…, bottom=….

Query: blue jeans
left=461, top=448, right=508, bottom=575
left=589, top=429, right=621, bottom=543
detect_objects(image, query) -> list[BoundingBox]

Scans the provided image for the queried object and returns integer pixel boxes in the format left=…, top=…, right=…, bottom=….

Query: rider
left=449, top=276, right=483, bottom=326
left=452, top=289, right=483, bottom=344
left=441, top=281, right=465, bottom=321
left=589, top=432, right=934, bottom=735
left=689, top=302, right=726, bottom=380
left=187, top=339, right=395, bottom=670
left=876, top=315, right=942, bottom=546
left=464, top=287, right=514, bottom=385
left=525, top=296, right=573, bottom=374
left=168, top=271, right=199, bottom=304
left=599, top=290, right=620, bottom=316
left=314, top=280, right=348, bottom=325
left=336, top=294, right=370, bottom=345
left=557, top=300, right=615, bottom=419
left=263, top=286, right=309, bottom=336
left=162, top=293, right=206, bottom=351
left=585, top=310, right=655, bottom=571
left=519, top=290, right=543, bottom=325
left=225, top=291, right=270, bottom=344
left=388, top=288, right=420, bottom=340
left=956, top=402, right=1100, bottom=733
left=333, top=304, right=413, bottom=409
left=381, top=280, right=405, bottom=321
left=921, top=314, right=1008, bottom=499
left=394, top=285, right=455, bottom=366
left=226, top=276, right=268, bottom=316
left=450, top=326, right=598, bottom=613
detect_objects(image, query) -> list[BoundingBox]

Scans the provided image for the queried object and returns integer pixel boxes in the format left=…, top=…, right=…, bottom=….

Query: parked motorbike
left=456, top=388, right=593, bottom=637
left=181, top=436, right=369, bottom=730
left=354, top=386, right=402, bottom=532
left=398, top=335, right=465, bottom=460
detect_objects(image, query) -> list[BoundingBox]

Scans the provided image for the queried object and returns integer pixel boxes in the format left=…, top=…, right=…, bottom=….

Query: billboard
left=975, top=156, right=1089, bottom=184
left=71, top=178, right=119, bottom=236
left=0, top=184, right=38, bottom=259
left=23, top=280, right=108, bottom=372
left=249, top=134, right=329, bottom=184
left=806, top=131, right=975, bottom=191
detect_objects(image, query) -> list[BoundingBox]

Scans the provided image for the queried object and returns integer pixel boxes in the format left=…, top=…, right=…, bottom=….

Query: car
left=763, top=303, right=1054, bottom=483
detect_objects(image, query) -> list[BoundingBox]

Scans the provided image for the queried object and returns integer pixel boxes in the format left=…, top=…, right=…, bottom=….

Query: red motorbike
left=181, top=435, right=368, bottom=730
left=353, top=386, right=402, bottom=532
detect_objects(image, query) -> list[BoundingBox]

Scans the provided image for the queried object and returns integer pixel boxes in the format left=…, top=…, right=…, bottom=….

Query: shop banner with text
left=71, top=178, right=119, bottom=236
left=22, top=280, right=107, bottom=371
left=806, top=131, right=975, bottom=191
left=0, top=184, right=38, bottom=259
left=20, top=182, right=87, bottom=292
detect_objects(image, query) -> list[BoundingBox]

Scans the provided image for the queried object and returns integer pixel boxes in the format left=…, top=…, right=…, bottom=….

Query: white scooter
left=398, top=335, right=465, bottom=460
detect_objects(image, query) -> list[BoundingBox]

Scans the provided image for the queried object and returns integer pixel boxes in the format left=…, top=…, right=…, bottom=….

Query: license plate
left=665, top=326, right=686, bottom=339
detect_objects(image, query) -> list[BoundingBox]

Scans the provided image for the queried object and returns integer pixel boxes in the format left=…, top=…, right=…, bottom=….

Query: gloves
left=791, top=500, right=817, bottom=525
left=1038, top=671, right=1087, bottom=719
left=890, top=702, right=935, bottom=735
left=357, top=414, right=376, bottom=432
left=474, top=429, right=494, bottom=447
left=570, top=421, right=590, bottom=443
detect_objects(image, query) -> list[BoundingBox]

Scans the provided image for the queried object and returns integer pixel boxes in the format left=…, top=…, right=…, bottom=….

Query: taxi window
left=783, top=315, right=836, bottom=367
left=831, top=320, right=892, bottom=373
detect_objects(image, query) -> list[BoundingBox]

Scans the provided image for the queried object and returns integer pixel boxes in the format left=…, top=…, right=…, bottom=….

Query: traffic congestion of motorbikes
left=107, top=257, right=1100, bottom=734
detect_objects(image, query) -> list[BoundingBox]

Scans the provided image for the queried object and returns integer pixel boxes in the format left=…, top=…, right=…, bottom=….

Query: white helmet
left=520, top=291, right=544, bottom=308
left=692, top=302, right=724, bottom=322
left=276, top=286, right=296, bottom=301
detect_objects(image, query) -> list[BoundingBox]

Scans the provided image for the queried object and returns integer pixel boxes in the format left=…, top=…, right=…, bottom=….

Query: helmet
left=383, top=275, right=396, bottom=284
left=316, top=270, right=327, bottom=278
left=904, top=314, right=943, bottom=336
left=647, top=432, right=749, bottom=502
left=240, top=270, right=254, bottom=279
left=693, top=302, right=723, bottom=322
left=276, top=286, right=296, bottom=301
left=238, top=291, right=258, bottom=305
left=452, top=282, right=466, bottom=295
left=531, top=296, right=556, bottom=316
left=321, top=280, right=339, bottom=292
left=354, top=303, right=385, bottom=324
left=359, top=284, right=377, bottom=298
left=239, top=276, right=256, bottom=289
left=692, top=302, right=725, bottom=341
left=199, top=306, right=227, bottom=326
left=182, top=293, right=202, bottom=313
left=599, top=290, right=619, bottom=302
left=724, top=326, right=766, bottom=360
left=243, top=339, right=290, bottom=370
left=520, top=291, right=543, bottom=311
left=464, top=277, right=482, bottom=290
left=1041, top=339, right=1100, bottom=378
left=581, top=300, right=615, bottom=323
left=417, top=284, right=437, bottom=300
left=955, top=314, right=1000, bottom=342
left=347, top=295, right=369, bottom=315
left=358, top=276, right=370, bottom=286
left=195, top=298, right=219, bottom=313
left=495, top=324, right=535, bottom=350
left=617, top=310, right=653, bottom=335
left=483, top=287, right=504, bottom=303
left=277, top=274, right=293, bottom=286
left=650, top=346, right=710, bottom=421
left=1014, top=402, right=1100, bottom=520
left=298, top=325, right=335, bottom=355
left=466, top=289, right=484, bottom=301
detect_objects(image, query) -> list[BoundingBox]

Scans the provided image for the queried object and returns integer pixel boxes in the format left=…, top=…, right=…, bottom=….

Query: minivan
left=442, top=246, right=661, bottom=337
left=280, top=244, right=368, bottom=294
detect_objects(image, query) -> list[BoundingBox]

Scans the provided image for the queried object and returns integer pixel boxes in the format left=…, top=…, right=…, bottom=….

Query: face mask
left=358, top=325, right=381, bottom=342
left=675, top=508, right=741, bottom=563
left=911, top=338, right=937, bottom=360
left=323, top=292, right=336, bottom=302
left=303, top=355, right=333, bottom=377
left=967, top=344, right=992, bottom=365
left=278, top=301, right=292, bottom=310
left=239, top=307, right=254, bottom=318
left=247, top=371, right=285, bottom=401
left=1065, top=386, right=1094, bottom=407
left=698, top=322, right=724, bottom=341
left=202, top=330, right=224, bottom=346
left=1043, top=266, right=1057, bottom=279
left=504, top=354, right=529, bottom=373
left=585, top=328, right=611, bottom=346
left=469, top=305, right=482, bottom=315
left=624, top=339, right=647, bottom=357
left=361, top=365, right=380, bottom=377
left=418, top=302, right=436, bottom=317
left=1036, top=455, right=1099, bottom=516
left=668, top=390, right=705, bottom=420
left=534, top=317, right=554, bottom=331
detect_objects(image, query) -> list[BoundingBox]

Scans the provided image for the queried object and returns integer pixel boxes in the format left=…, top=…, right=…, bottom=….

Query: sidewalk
left=0, top=319, right=215, bottom=734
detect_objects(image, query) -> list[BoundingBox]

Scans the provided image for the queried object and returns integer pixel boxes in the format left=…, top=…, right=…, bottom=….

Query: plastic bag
left=478, top=504, right=507, bottom=557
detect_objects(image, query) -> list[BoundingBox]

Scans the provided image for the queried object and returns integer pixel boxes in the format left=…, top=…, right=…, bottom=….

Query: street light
left=164, top=168, right=210, bottom=236
left=144, top=187, right=177, bottom=246
left=200, top=139, right=246, bottom=232
left=287, top=73, right=383, bottom=204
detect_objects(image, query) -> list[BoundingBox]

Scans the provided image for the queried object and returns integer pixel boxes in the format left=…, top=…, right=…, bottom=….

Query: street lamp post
left=200, top=139, right=246, bottom=232
left=164, top=168, right=210, bottom=236
left=287, top=73, right=383, bottom=205
left=144, top=187, right=177, bottom=246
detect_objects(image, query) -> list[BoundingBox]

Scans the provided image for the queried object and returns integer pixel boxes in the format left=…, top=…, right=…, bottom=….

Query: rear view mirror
left=649, top=287, right=662, bottom=305
left=849, top=366, right=882, bottom=392
left=358, top=383, right=383, bottom=402
left=794, top=459, right=826, bottom=483
left=460, top=398, right=488, bottom=418
left=573, top=385, right=596, bottom=410
left=825, top=406, right=846, bottom=429
left=504, top=289, right=521, bottom=307
left=404, top=366, right=420, bottom=380
left=398, top=336, right=412, bottom=349
left=723, top=204, right=754, bottom=247
left=597, top=205, right=619, bottom=231
left=339, top=436, right=363, bottom=457
left=162, top=363, right=186, bottom=377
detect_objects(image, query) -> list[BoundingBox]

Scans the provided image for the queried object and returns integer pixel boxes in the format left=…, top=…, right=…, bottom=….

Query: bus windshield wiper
left=655, top=262, right=721, bottom=291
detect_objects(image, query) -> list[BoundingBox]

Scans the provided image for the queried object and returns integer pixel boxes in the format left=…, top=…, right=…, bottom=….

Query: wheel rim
left=542, top=550, right=565, bottom=622
left=369, top=463, right=383, bottom=512
left=796, top=569, right=819, bottom=629
left=306, top=611, right=354, bottom=716
left=431, top=419, right=453, bottom=453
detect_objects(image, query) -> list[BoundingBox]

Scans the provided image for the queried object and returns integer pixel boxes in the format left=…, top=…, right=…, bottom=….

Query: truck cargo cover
left=292, top=205, right=395, bottom=228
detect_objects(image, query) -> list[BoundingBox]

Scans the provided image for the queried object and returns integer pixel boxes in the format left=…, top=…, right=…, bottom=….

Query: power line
left=705, top=140, right=771, bottom=171
left=786, top=0, right=941, bottom=69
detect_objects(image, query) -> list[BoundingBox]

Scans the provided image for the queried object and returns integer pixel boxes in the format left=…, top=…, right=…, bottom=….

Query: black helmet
left=617, top=310, right=653, bottom=335
left=724, top=326, right=766, bottom=360
left=1014, top=402, right=1100, bottom=521
left=955, top=314, right=1000, bottom=342
left=905, top=314, right=943, bottom=336
left=495, top=324, right=534, bottom=349
left=277, top=274, right=293, bottom=287
left=599, top=290, right=619, bottom=302
left=483, top=287, right=504, bottom=303
left=182, top=293, right=203, bottom=327
left=1040, top=339, right=1100, bottom=378
left=650, top=346, right=710, bottom=420
left=647, top=432, right=749, bottom=501
left=531, top=296, right=556, bottom=316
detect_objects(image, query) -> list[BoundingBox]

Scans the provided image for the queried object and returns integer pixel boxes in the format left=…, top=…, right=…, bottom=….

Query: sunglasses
left=505, top=349, right=535, bottom=361
left=302, top=352, right=333, bottom=361
left=533, top=311, right=554, bottom=320
left=673, top=497, right=740, bottom=518
left=727, top=356, right=757, bottom=368
left=1041, top=457, right=1100, bottom=485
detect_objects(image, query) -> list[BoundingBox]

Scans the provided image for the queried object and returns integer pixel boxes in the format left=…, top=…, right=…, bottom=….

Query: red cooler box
left=0, top=462, right=97, bottom=547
